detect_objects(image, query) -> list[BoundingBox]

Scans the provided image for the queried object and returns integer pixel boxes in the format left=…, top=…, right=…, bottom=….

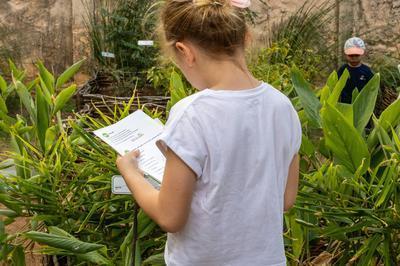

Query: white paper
left=94, top=110, right=165, bottom=183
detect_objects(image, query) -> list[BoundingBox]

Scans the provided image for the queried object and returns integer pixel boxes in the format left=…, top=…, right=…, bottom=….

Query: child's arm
left=284, top=154, right=299, bottom=211
left=116, top=149, right=196, bottom=233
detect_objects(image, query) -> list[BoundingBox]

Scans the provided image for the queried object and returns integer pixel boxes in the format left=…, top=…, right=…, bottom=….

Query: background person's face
left=346, top=54, right=362, bottom=66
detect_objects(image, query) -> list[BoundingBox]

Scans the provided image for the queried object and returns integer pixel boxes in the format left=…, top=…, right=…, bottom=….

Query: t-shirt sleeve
left=158, top=110, right=207, bottom=178
left=290, top=105, right=302, bottom=157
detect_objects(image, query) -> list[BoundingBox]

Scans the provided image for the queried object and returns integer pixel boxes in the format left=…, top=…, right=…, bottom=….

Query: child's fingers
left=127, top=149, right=140, bottom=158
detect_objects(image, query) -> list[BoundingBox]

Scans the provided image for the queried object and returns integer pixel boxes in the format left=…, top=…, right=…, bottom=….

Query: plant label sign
left=101, top=51, right=115, bottom=58
left=112, top=175, right=160, bottom=194
left=138, top=40, right=154, bottom=46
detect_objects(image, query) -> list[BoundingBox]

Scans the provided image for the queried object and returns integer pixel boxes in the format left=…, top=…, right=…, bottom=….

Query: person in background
left=116, top=0, right=301, bottom=265
left=338, top=37, right=374, bottom=103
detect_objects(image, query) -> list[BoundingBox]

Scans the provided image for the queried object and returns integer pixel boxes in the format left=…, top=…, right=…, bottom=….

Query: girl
left=116, top=0, right=301, bottom=265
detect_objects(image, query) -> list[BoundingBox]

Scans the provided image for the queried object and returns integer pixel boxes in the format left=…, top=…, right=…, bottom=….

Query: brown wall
left=0, top=0, right=399, bottom=77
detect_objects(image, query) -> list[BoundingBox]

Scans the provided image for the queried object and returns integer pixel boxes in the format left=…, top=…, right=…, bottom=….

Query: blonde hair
left=159, top=0, right=248, bottom=57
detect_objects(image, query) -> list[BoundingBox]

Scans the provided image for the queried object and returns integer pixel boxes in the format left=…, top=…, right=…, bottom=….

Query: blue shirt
left=337, top=63, right=374, bottom=103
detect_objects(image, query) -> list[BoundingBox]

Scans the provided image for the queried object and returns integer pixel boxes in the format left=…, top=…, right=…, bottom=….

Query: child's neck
left=348, top=62, right=362, bottom=68
left=200, top=59, right=260, bottom=91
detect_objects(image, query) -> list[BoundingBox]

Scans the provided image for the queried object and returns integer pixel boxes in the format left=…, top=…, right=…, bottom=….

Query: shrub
left=288, top=67, right=400, bottom=265
left=0, top=61, right=165, bottom=265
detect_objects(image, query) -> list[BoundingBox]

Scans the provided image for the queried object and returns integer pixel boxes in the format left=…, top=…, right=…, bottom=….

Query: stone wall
left=0, top=0, right=90, bottom=77
left=0, top=0, right=399, bottom=77
left=255, top=0, right=400, bottom=59
left=350, top=0, right=400, bottom=55
left=0, top=0, right=72, bottom=75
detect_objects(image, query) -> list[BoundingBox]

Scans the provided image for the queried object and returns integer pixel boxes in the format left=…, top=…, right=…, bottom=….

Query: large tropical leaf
left=9, top=60, right=25, bottom=81
left=53, top=84, right=77, bottom=114
left=0, top=76, right=7, bottom=96
left=36, top=85, right=50, bottom=151
left=167, top=71, right=187, bottom=112
left=353, top=74, right=380, bottom=133
left=55, top=59, right=85, bottom=89
left=320, top=71, right=338, bottom=104
left=14, top=81, right=36, bottom=122
left=37, top=61, right=55, bottom=94
left=327, top=68, right=349, bottom=105
left=321, top=103, right=370, bottom=174
left=368, top=98, right=400, bottom=149
left=24, top=231, right=104, bottom=254
left=291, top=67, right=321, bottom=127
left=336, top=103, right=353, bottom=124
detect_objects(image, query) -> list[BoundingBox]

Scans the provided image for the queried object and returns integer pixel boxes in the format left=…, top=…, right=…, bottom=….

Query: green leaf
left=327, top=69, right=349, bottom=105
left=168, top=71, right=187, bottom=109
left=374, top=167, right=395, bottom=208
left=300, top=134, right=315, bottom=157
left=0, top=209, right=18, bottom=218
left=9, top=60, right=25, bottom=80
left=0, top=110, right=15, bottom=125
left=37, top=61, right=55, bottom=94
left=71, top=122, right=105, bottom=155
left=77, top=251, right=111, bottom=265
left=351, top=88, right=359, bottom=103
left=53, top=84, right=77, bottom=114
left=0, top=97, right=7, bottom=114
left=48, top=226, right=74, bottom=238
left=321, top=103, right=370, bottom=174
left=0, top=75, right=7, bottom=96
left=291, top=67, right=321, bottom=127
left=326, top=71, right=338, bottom=91
left=12, top=246, right=25, bottom=266
left=368, top=98, right=400, bottom=148
left=120, top=225, right=134, bottom=266
left=353, top=74, right=380, bottom=133
left=45, top=126, right=58, bottom=152
left=286, top=211, right=303, bottom=259
left=55, top=59, right=85, bottom=89
left=24, top=231, right=104, bottom=254
left=38, top=235, right=111, bottom=265
left=336, top=103, right=353, bottom=124
left=320, top=71, right=338, bottom=104
left=142, top=253, right=165, bottom=266
left=39, top=79, right=53, bottom=106
left=14, top=81, right=36, bottom=122
left=36, top=86, right=50, bottom=151
left=358, top=234, right=382, bottom=265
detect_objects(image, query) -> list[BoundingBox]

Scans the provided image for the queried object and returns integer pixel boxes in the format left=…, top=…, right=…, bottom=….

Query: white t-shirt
left=158, top=82, right=302, bottom=266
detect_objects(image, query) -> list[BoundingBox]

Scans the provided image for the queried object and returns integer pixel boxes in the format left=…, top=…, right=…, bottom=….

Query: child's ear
left=175, top=42, right=195, bottom=67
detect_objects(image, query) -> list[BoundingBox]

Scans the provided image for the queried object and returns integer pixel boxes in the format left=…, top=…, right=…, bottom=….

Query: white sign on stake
left=101, top=51, right=115, bottom=58
left=138, top=40, right=154, bottom=46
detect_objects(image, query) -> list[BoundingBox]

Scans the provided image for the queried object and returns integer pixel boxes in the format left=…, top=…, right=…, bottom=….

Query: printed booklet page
left=93, top=110, right=165, bottom=193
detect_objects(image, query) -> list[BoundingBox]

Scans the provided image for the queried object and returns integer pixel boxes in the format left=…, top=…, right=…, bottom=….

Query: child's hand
left=116, top=150, right=144, bottom=178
